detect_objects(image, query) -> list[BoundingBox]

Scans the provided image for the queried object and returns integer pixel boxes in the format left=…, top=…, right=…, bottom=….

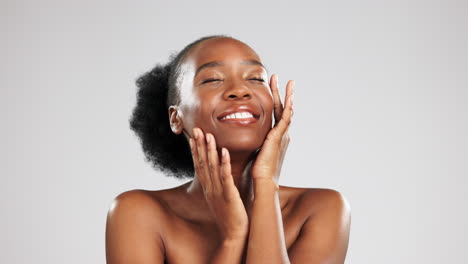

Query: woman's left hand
left=250, top=74, right=294, bottom=183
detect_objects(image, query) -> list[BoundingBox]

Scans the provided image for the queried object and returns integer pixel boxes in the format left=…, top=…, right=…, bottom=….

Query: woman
left=106, top=35, right=351, bottom=264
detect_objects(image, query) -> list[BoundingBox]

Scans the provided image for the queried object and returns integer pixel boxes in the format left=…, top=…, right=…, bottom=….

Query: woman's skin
left=106, top=37, right=351, bottom=264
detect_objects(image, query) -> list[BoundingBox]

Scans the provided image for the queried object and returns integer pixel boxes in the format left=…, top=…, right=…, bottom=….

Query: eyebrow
left=194, top=59, right=267, bottom=76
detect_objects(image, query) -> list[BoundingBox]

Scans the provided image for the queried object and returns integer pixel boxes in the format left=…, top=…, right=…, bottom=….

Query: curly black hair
left=129, top=34, right=233, bottom=179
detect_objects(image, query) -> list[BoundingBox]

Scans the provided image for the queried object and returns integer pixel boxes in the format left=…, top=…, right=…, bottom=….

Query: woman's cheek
left=180, top=105, right=204, bottom=134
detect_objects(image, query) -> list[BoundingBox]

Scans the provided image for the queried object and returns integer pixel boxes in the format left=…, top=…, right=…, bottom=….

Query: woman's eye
left=202, top=78, right=223, bottom=84
left=249, top=78, right=265, bottom=82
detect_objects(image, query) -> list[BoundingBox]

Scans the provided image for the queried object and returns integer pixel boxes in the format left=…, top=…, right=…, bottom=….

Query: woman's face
left=173, top=37, right=274, bottom=153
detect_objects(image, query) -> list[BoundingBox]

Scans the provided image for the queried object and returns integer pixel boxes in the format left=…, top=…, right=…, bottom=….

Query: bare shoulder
left=107, top=189, right=169, bottom=222
left=279, top=185, right=351, bottom=217
left=105, top=189, right=171, bottom=263
left=306, top=188, right=351, bottom=213
left=281, top=186, right=352, bottom=262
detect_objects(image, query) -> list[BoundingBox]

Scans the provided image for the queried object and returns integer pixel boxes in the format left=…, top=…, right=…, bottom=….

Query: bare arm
left=209, top=237, right=247, bottom=264
left=105, top=190, right=165, bottom=264
left=246, top=179, right=289, bottom=264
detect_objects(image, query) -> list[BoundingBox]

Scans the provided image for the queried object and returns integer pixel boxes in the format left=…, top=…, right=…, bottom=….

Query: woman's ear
left=168, top=106, right=184, bottom=135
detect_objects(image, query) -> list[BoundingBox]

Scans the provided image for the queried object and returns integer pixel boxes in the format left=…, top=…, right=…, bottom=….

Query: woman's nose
left=222, top=81, right=252, bottom=100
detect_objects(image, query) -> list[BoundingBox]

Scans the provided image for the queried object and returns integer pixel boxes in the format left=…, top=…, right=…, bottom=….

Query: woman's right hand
left=189, top=128, right=249, bottom=241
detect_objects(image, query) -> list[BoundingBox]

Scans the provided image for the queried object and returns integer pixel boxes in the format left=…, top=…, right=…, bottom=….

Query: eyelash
left=202, top=78, right=265, bottom=84
left=202, top=78, right=222, bottom=84
left=250, top=78, right=265, bottom=82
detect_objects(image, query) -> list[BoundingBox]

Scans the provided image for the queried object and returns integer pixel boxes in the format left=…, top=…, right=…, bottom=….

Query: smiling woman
left=105, top=35, right=351, bottom=264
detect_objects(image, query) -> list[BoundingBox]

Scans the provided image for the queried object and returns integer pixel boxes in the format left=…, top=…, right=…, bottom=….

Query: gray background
left=2, top=0, right=467, bottom=263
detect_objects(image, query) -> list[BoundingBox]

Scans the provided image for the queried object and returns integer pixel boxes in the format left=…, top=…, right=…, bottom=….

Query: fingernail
left=193, top=129, right=198, bottom=139
left=206, top=133, right=211, bottom=144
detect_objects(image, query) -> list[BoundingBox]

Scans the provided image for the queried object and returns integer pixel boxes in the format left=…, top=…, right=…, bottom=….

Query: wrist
left=253, top=178, right=279, bottom=197
left=222, top=228, right=248, bottom=242
left=210, top=236, right=246, bottom=264
left=222, top=236, right=247, bottom=248
left=253, top=177, right=279, bottom=187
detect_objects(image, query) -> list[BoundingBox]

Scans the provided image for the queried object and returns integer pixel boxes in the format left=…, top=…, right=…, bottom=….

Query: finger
left=193, top=128, right=213, bottom=193
left=269, top=74, right=283, bottom=124
left=274, top=80, right=295, bottom=134
left=189, top=137, right=205, bottom=186
left=284, top=80, right=294, bottom=112
left=189, top=133, right=209, bottom=190
left=206, top=133, right=223, bottom=193
left=220, top=148, right=240, bottom=202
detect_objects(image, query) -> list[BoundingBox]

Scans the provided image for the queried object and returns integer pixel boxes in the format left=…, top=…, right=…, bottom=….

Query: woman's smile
left=216, top=104, right=260, bottom=125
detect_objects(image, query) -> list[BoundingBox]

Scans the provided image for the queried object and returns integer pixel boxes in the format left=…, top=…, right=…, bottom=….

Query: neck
left=185, top=150, right=257, bottom=208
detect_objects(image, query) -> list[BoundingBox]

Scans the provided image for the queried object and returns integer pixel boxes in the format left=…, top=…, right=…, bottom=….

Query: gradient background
left=2, top=0, right=467, bottom=263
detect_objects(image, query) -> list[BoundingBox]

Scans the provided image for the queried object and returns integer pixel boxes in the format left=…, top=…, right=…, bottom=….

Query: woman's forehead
left=184, top=37, right=262, bottom=69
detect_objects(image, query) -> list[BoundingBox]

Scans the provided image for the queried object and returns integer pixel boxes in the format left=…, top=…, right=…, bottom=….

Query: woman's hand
left=189, top=128, right=249, bottom=241
left=250, top=74, right=294, bottom=183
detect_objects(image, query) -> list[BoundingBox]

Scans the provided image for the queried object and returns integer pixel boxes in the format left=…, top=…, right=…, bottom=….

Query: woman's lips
left=218, top=117, right=258, bottom=125
left=217, top=105, right=261, bottom=125
left=217, top=113, right=258, bottom=125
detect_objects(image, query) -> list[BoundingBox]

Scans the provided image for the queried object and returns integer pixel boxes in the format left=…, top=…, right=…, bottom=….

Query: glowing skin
left=106, top=37, right=351, bottom=264
left=175, top=38, right=273, bottom=154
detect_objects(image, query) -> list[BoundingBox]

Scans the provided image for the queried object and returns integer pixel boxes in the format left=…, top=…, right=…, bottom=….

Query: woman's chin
left=218, top=137, right=264, bottom=154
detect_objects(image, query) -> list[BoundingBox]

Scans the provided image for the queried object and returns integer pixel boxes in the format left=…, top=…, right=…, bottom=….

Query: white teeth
left=222, top=112, right=254, bottom=120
